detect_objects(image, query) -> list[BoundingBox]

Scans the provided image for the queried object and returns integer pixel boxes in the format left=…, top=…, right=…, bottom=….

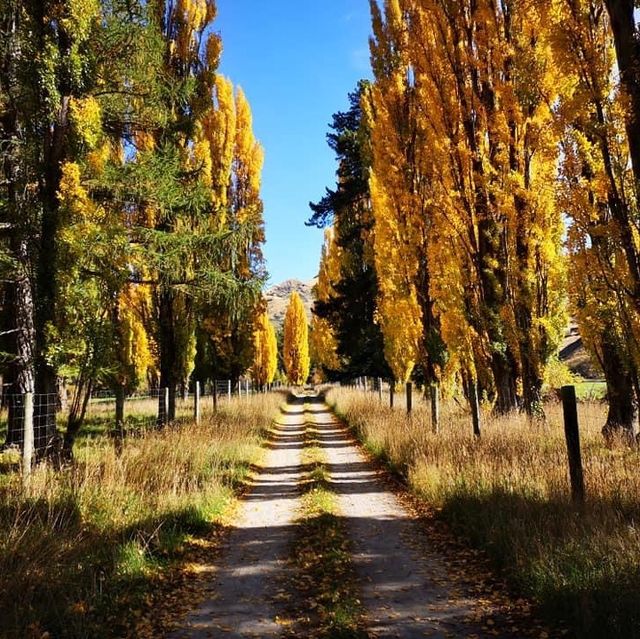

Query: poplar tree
left=310, top=229, right=341, bottom=376
left=1, top=0, right=267, bottom=453
left=367, top=4, right=446, bottom=389
left=283, top=292, right=310, bottom=386
left=365, top=0, right=565, bottom=415
left=0, top=0, right=151, bottom=452
left=552, top=0, right=640, bottom=435
left=200, top=80, right=266, bottom=388
left=252, top=308, right=277, bottom=390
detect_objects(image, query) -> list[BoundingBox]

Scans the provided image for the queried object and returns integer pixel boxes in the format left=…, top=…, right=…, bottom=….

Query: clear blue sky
left=215, top=1, right=372, bottom=286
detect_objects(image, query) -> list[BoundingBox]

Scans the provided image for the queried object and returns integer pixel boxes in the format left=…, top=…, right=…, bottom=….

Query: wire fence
left=85, top=379, right=287, bottom=428
left=1, top=379, right=286, bottom=480
left=340, top=377, right=455, bottom=431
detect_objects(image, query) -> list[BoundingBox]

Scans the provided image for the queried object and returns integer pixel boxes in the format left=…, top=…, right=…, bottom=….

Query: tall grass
left=0, top=393, right=282, bottom=639
left=328, top=388, right=640, bottom=639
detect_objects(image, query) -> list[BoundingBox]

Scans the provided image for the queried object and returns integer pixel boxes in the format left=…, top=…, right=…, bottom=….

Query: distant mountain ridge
left=265, top=279, right=316, bottom=329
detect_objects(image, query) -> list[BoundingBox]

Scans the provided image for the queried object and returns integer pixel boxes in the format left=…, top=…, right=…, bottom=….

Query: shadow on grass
left=440, top=490, right=640, bottom=639
left=0, top=492, right=229, bottom=639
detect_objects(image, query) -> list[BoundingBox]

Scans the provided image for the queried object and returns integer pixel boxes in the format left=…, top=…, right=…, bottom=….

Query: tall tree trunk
left=3, top=241, right=36, bottom=448
left=599, top=326, right=636, bottom=438
left=514, top=221, right=544, bottom=417
left=0, top=17, right=35, bottom=447
left=31, top=5, right=71, bottom=455
left=63, top=374, right=93, bottom=458
left=602, top=1, right=640, bottom=305
left=605, top=1, right=640, bottom=199
left=415, top=250, right=445, bottom=387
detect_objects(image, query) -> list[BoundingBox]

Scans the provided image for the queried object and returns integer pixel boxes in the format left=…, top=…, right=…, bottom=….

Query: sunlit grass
left=0, top=392, right=282, bottom=639
left=328, top=387, right=640, bottom=639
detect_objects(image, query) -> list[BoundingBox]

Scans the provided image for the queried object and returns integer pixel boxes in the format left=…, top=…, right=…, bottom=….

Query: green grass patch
left=574, top=380, right=607, bottom=401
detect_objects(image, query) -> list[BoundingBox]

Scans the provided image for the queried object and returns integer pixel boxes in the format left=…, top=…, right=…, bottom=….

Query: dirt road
left=169, top=392, right=525, bottom=638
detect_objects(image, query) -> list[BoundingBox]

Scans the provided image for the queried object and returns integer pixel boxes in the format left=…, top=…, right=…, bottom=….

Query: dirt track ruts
left=169, top=392, right=518, bottom=639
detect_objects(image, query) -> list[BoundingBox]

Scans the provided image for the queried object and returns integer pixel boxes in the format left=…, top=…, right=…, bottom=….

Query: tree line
left=0, top=0, right=275, bottom=457
left=310, top=0, right=640, bottom=436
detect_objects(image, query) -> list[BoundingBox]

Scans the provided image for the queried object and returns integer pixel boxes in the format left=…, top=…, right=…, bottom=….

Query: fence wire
left=2, top=393, right=58, bottom=450
left=1, top=380, right=287, bottom=455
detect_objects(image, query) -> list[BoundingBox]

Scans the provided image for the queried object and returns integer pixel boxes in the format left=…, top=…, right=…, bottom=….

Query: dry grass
left=0, top=392, right=283, bottom=639
left=328, top=387, right=640, bottom=639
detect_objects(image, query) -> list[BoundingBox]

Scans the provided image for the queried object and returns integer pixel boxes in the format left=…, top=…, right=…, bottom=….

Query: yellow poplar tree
left=311, top=229, right=341, bottom=374
left=366, top=0, right=566, bottom=414
left=252, top=308, right=278, bottom=389
left=551, top=0, right=639, bottom=434
left=200, top=77, right=266, bottom=383
left=283, top=291, right=310, bottom=386
left=366, top=1, right=422, bottom=385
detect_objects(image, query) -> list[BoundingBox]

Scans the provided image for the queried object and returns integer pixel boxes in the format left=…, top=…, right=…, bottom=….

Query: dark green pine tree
left=308, top=81, right=390, bottom=380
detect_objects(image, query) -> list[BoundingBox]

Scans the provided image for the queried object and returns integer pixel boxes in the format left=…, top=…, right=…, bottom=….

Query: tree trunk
left=600, top=328, right=636, bottom=438
left=464, top=372, right=482, bottom=438
left=430, top=382, right=440, bottom=434
left=62, top=379, right=93, bottom=458
left=0, top=29, right=35, bottom=447
left=33, top=87, right=70, bottom=458
left=605, top=1, right=640, bottom=201
left=3, top=239, right=36, bottom=448
left=602, top=1, right=640, bottom=305
left=490, top=352, right=519, bottom=415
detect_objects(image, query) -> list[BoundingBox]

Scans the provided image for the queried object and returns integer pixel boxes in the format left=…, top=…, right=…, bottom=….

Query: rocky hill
left=265, top=279, right=316, bottom=329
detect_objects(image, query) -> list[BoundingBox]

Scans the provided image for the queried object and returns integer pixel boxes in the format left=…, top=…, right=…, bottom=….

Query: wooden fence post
left=163, top=387, right=169, bottom=425
left=430, top=383, right=440, bottom=433
left=22, top=392, right=34, bottom=487
left=378, top=377, right=383, bottom=402
left=561, top=385, right=585, bottom=503
left=194, top=381, right=201, bottom=425
left=227, top=379, right=232, bottom=402
left=114, top=385, right=125, bottom=455
left=390, top=381, right=395, bottom=408
left=469, top=381, right=481, bottom=438
left=212, top=379, right=218, bottom=412
left=406, top=382, right=413, bottom=414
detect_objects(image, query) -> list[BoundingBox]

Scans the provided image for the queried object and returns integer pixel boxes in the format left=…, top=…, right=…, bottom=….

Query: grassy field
left=0, top=392, right=282, bottom=639
left=574, top=380, right=607, bottom=401
left=328, top=387, right=640, bottom=639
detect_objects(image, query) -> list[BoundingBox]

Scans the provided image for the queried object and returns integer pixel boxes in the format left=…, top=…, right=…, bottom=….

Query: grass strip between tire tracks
left=284, top=406, right=367, bottom=639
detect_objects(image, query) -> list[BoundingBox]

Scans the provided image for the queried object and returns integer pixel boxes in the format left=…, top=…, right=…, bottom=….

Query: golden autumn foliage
left=311, top=230, right=341, bottom=374
left=550, top=0, right=640, bottom=431
left=117, top=285, right=157, bottom=391
left=199, top=75, right=266, bottom=379
left=284, top=291, right=310, bottom=386
left=363, top=0, right=567, bottom=413
left=252, top=309, right=278, bottom=388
